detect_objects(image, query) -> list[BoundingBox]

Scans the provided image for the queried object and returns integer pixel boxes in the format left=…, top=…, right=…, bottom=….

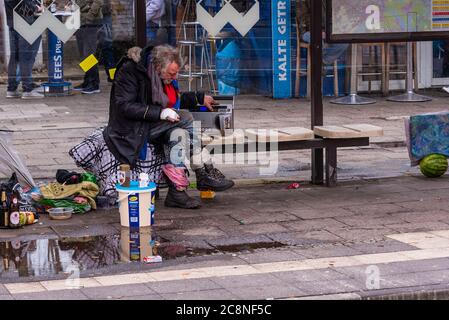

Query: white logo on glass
left=196, top=0, right=260, bottom=37
left=13, top=1, right=80, bottom=45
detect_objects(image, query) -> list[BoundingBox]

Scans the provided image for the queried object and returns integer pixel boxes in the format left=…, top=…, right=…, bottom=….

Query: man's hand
left=160, top=108, right=180, bottom=123
left=203, top=95, right=218, bottom=111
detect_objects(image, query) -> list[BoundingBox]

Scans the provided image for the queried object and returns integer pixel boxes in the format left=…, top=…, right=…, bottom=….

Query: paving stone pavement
left=2, top=85, right=449, bottom=300
left=1, top=84, right=449, bottom=182
left=0, top=176, right=448, bottom=300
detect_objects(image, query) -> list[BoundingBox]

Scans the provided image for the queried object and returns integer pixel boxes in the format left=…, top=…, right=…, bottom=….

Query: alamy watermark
left=65, top=261, right=81, bottom=289
left=168, top=121, right=280, bottom=176
left=365, top=265, right=381, bottom=290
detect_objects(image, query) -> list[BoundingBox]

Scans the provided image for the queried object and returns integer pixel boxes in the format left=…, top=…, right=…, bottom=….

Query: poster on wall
left=327, top=0, right=449, bottom=42
left=272, top=0, right=291, bottom=99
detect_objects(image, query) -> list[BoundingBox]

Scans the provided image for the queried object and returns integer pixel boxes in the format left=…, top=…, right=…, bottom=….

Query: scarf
left=147, top=61, right=169, bottom=109
left=140, top=59, right=173, bottom=161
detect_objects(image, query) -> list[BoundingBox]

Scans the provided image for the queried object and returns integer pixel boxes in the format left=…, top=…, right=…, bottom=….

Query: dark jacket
left=5, top=0, right=38, bottom=27
left=77, top=0, right=104, bottom=26
left=103, top=45, right=205, bottom=167
left=102, top=0, right=112, bottom=17
left=299, top=0, right=326, bottom=35
left=4, top=0, right=17, bottom=27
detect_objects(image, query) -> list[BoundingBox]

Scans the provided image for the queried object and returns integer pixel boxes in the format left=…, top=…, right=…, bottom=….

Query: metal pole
left=330, top=44, right=376, bottom=105
left=188, top=44, right=193, bottom=91
left=135, top=0, right=147, bottom=48
left=310, top=0, right=323, bottom=185
left=387, top=42, right=431, bottom=102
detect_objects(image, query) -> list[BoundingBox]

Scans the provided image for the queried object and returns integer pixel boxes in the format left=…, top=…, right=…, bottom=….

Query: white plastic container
left=116, top=181, right=156, bottom=228
left=139, top=172, right=149, bottom=188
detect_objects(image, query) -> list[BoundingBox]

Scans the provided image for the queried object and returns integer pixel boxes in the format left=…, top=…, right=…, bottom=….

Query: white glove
left=160, top=108, right=179, bottom=122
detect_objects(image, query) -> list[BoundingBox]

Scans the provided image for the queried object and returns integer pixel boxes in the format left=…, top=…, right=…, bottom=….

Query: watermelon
left=419, top=154, right=448, bottom=178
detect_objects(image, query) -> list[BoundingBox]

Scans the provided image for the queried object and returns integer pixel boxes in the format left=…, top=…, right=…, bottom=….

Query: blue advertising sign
left=272, top=0, right=291, bottom=99
left=48, top=30, right=64, bottom=83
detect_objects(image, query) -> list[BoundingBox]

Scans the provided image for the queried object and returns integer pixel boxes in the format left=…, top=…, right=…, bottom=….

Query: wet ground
left=0, top=226, right=286, bottom=282
left=1, top=176, right=449, bottom=299
left=1, top=174, right=449, bottom=288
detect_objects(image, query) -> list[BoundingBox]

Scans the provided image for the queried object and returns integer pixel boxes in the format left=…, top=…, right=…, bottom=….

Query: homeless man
left=103, top=44, right=234, bottom=209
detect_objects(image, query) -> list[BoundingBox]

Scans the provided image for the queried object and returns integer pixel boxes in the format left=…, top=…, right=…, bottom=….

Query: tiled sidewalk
left=1, top=85, right=449, bottom=181
left=2, top=229, right=449, bottom=300
left=1, top=175, right=449, bottom=299
left=2, top=85, right=449, bottom=299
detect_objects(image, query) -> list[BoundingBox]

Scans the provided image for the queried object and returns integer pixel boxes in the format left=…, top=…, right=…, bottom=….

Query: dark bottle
left=0, top=191, right=9, bottom=228
left=8, top=193, right=20, bottom=229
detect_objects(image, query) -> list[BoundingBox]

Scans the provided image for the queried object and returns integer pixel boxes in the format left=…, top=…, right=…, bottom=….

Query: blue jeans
left=146, top=21, right=159, bottom=42
left=76, top=26, right=101, bottom=88
left=7, top=28, right=42, bottom=92
left=148, top=110, right=207, bottom=170
left=167, top=3, right=178, bottom=47
left=99, top=16, right=115, bottom=79
left=302, top=32, right=349, bottom=65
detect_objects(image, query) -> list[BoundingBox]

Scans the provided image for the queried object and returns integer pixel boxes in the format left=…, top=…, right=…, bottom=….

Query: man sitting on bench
left=103, top=44, right=234, bottom=209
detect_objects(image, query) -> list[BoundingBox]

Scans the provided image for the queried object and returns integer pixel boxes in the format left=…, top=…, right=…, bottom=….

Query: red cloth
left=162, top=164, right=189, bottom=191
left=164, top=83, right=177, bottom=108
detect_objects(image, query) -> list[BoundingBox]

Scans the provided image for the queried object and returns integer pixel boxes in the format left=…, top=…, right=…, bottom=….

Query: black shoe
left=73, top=83, right=87, bottom=91
left=164, top=187, right=201, bottom=209
left=81, top=86, right=101, bottom=94
left=56, top=169, right=82, bottom=185
left=195, top=164, right=234, bottom=192
left=31, top=82, right=42, bottom=91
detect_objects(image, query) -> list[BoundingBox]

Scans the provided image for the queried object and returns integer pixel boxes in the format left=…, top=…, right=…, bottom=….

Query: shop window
left=1, top=0, right=137, bottom=85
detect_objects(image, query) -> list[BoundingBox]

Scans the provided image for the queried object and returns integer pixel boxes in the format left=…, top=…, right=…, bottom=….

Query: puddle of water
left=0, top=235, right=122, bottom=279
left=0, top=228, right=287, bottom=279
left=215, top=242, right=285, bottom=253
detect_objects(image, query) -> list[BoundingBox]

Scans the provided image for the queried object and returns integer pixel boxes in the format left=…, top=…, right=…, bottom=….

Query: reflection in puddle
left=0, top=227, right=287, bottom=279
left=120, top=227, right=160, bottom=263
left=0, top=227, right=162, bottom=279
left=0, top=235, right=122, bottom=279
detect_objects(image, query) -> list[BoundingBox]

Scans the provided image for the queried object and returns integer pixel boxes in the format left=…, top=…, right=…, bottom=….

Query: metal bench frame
left=203, top=136, right=370, bottom=187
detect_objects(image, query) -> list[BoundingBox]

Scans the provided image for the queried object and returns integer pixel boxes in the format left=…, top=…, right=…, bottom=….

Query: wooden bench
left=201, top=124, right=383, bottom=187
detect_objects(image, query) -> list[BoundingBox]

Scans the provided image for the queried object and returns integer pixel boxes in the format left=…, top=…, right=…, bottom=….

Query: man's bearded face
left=160, top=62, right=180, bottom=84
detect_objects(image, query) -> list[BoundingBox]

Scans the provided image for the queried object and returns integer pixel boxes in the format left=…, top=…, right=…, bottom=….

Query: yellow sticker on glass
left=79, top=54, right=99, bottom=73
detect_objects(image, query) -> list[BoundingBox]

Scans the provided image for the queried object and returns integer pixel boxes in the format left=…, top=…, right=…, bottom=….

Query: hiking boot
left=22, top=91, right=44, bottom=99
left=195, top=164, right=234, bottom=192
left=163, top=169, right=201, bottom=209
left=164, top=186, right=201, bottom=209
left=6, top=90, right=21, bottom=98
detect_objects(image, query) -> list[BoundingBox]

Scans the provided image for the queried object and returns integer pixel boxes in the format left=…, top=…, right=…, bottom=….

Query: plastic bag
left=82, top=172, right=98, bottom=184
left=38, top=199, right=91, bottom=214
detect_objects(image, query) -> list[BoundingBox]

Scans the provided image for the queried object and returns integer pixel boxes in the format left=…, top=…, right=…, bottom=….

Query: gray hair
left=150, top=45, right=184, bottom=71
